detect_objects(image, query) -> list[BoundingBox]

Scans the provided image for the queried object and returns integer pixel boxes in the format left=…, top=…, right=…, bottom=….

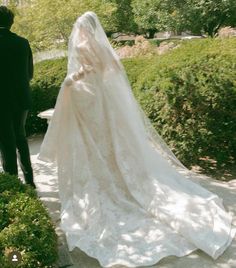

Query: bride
left=38, top=11, right=235, bottom=267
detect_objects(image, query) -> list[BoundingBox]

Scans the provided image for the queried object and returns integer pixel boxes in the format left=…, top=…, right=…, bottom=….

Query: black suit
left=0, top=27, right=34, bottom=186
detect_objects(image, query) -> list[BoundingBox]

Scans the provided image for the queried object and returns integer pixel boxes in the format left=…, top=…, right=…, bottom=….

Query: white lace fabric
left=38, top=11, right=235, bottom=267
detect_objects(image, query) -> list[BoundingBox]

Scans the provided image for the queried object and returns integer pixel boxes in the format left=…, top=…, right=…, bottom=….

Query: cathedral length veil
left=39, top=11, right=235, bottom=268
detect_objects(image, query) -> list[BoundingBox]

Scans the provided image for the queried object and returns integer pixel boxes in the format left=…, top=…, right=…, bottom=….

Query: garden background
left=4, top=0, right=235, bottom=178
left=0, top=0, right=236, bottom=267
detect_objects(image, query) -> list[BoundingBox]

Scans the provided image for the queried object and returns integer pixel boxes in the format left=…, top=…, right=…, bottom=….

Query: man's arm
left=28, top=41, right=33, bottom=80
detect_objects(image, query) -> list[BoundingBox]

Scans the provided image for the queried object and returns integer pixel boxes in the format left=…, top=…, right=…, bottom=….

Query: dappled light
left=3, top=135, right=232, bottom=268
left=1, top=2, right=235, bottom=267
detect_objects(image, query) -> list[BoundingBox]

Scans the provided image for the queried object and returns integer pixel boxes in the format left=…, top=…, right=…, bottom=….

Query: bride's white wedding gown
left=38, top=12, right=235, bottom=267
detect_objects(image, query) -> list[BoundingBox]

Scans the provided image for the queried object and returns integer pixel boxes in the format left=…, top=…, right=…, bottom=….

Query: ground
left=1, top=134, right=236, bottom=268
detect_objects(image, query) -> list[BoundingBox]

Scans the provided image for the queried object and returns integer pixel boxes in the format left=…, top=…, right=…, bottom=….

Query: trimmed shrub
left=27, top=58, right=67, bottom=135
left=124, top=38, right=236, bottom=166
left=0, top=173, right=58, bottom=267
left=28, top=38, right=236, bottom=167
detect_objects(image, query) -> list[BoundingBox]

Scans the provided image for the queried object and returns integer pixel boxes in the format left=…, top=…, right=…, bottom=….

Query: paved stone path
left=2, top=134, right=236, bottom=268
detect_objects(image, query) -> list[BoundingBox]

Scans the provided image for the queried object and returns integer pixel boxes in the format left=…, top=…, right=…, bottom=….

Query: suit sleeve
left=27, top=41, right=34, bottom=80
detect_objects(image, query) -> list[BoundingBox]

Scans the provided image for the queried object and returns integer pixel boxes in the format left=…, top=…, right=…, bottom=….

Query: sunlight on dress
left=38, top=11, right=236, bottom=268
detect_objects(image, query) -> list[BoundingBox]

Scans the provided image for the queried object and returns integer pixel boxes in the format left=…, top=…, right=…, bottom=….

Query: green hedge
left=0, top=173, right=58, bottom=267
left=124, top=38, right=236, bottom=166
left=28, top=38, right=236, bottom=167
left=26, top=58, right=67, bottom=135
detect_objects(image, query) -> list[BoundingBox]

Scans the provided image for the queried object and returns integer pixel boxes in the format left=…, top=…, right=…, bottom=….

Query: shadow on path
left=1, top=134, right=234, bottom=268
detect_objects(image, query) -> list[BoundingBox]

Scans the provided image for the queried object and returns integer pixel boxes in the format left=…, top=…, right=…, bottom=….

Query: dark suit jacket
left=0, top=28, right=33, bottom=112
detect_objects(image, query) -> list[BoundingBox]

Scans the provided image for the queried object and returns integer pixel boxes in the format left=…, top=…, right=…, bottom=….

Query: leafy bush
left=124, top=38, right=236, bottom=166
left=28, top=38, right=236, bottom=167
left=0, top=173, right=58, bottom=267
left=149, top=38, right=183, bottom=47
left=27, top=58, right=67, bottom=135
left=111, top=39, right=135, bottom=48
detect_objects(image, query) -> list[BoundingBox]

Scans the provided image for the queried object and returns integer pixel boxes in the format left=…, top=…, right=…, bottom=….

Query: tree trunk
left=147, top=29, right=156, bottom=39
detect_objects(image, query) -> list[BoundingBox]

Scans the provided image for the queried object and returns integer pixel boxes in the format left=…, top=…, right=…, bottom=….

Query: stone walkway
left=2, top=134, right=236, bottom=268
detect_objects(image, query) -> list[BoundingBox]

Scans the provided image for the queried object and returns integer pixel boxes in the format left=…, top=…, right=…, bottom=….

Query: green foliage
left=164, top=0, right=236, bottom=36
left=26, top=58, right=67, bottom=135
left=107, top=0, right=138, bottom=35
left=131, top=0, right=162, bottom=37
left=6, top=0, right=236, bottom=48
left=12, top=0, right=117, bottom=51
left=0, top=173, right=58, bottom=268
left=131, top=0, right=236, bottom=37
left=124, top=38, right=236, bottom=166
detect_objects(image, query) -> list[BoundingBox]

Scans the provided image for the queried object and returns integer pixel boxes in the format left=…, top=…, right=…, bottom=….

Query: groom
left=0, top=6, right=35, bottom=188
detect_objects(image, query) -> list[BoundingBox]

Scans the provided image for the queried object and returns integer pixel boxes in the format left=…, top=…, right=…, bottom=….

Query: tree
left=107, top=0, right=137, bottom=36
left=9, top=0, right=236, bottom=51
left=131, top=0, right=236, bottom=37
left=131, top=0, right=162, bottom=38
left=161, top=0, right=236, bottom=36
left=11, top=0, right=117, bottom=51
left=182, top=0, right=236, bottom=36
